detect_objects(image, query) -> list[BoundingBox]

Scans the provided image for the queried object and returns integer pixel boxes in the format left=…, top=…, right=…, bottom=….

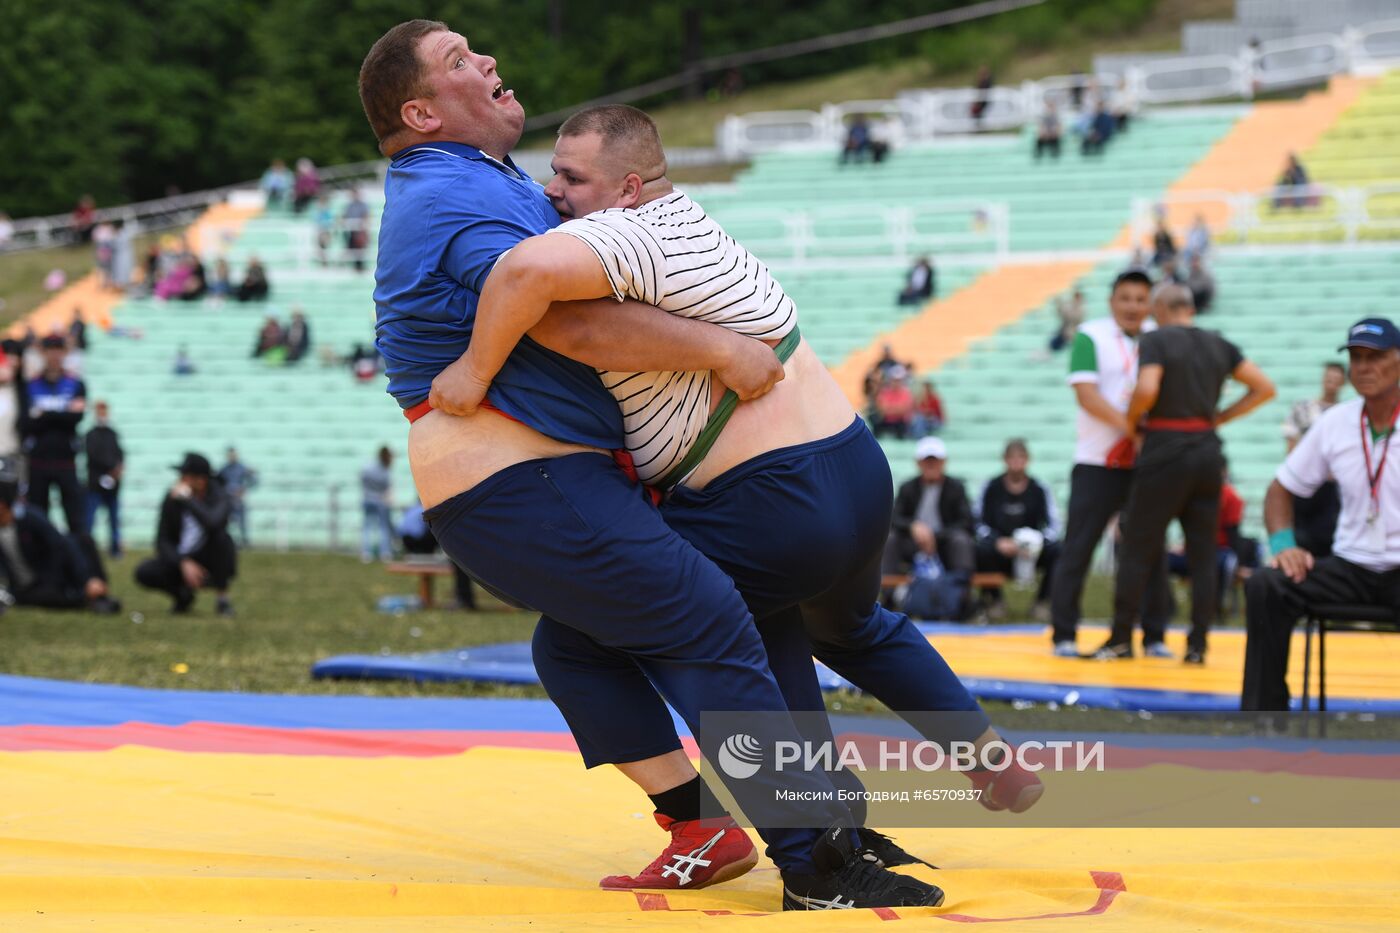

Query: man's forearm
left=1262, top=479, right=1295, bottom=535
left=529, top=299, right=744, bottom=372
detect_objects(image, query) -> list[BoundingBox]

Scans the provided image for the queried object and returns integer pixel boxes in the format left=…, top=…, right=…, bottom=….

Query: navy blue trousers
left=533, top=421, right=989, bottom=832
left=426, top=452, right=849, bottom=873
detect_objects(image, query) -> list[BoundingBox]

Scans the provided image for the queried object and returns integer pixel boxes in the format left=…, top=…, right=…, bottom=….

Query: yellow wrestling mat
left=4, top=743, right=1398, bottom=931
left=920, top=624, right=1400, bottom=706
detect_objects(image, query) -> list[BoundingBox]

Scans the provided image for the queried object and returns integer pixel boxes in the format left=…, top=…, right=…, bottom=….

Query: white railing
left=708, top=199, right=1009, bottom=265
left=715, top=17, right=1400, bottom=159
left=1131, top=180, right=1400, bottom=248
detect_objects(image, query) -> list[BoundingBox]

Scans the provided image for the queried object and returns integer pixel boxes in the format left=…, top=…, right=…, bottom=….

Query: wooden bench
left=385, top=560, right=456, bottom=609
left=881, top=572, right=1008, bottom=591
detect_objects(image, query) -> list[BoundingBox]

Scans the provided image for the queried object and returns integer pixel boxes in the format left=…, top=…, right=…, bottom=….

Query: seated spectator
left=883, top=436, right=976, bottom=618
left=292, top=158, right=320, bottom=213
left=0, top=474, right=120, bottom=613
left=176, top=257, right=208, bottom=302
left=173, top=345, right=196, bottom=376
left=285, top=310, right=311, bottom=364
left=1049, top=288, right=1086, bottom=352
left=969, top=65, right=993, bottom=126
left=342, top=188, right=371, bottom=272
left=1186, top=256, right=1216, bottom=313
left=897, top=256, right=935, bottom=305
left=208, top=258, right=232, bottom=300
left=135, top=453, right=236, bottom=615
left=1167, top=462, right=1259, bottom=617
left=154, top=255, right=198, bottom=301
left=840, top=115, right=873, bottom=165
left=349, top=343, right=381, bottom=382
left=1183, top=213, right=1211, bottom=265
left=237, top=257, right=270, bottom=302
left=398, top=503, right=476, bottom=610
left=260, top=158, right=292, bottom=209
left=1273, top=152, right=1316, bottom=210
left=72, top=195, right=96, bottom=243
left=974, top=439, right=1060, bottom=622
left=1150, top=217, right=1177, bottom=268
left=911, top=378, right=945, bottom=436
left=872, top=366, right=915, bottom=439
left=1080, top=102, right=1116, bottom=156
left=252, top=317, right=284, bottom=359
left=1033, top=102, right=1061, bottom=160
left=1159, top=258, right=1186, bottom=286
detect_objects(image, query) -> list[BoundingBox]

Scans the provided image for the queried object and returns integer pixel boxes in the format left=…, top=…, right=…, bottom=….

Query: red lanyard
left=1360, top=401, right=1400, bottom=519
left=1113, top=328, right=1137, bottom=379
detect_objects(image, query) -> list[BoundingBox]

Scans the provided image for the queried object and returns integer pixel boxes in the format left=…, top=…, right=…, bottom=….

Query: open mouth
left=491, top=81, right=505, bottom=100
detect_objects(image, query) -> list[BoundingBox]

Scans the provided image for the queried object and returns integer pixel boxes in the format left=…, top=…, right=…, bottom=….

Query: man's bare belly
left=685, top=339, right=857, bottom=491
left=409, top=407, right=605, bottom=509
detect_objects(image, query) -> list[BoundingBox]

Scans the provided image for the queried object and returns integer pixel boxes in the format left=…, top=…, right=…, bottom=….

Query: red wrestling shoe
left=968, top=755, right=1045, bottom=813
left=600, top=814, right=759, bottom=890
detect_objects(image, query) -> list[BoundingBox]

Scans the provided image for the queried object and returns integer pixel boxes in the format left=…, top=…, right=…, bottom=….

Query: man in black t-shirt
left=975, top=439, right=1061, bottom=620
left=1094, top=284, right=1275, bottom=663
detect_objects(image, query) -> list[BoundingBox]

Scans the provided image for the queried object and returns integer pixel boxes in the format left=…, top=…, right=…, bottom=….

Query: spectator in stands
left=285, top=310, right=311, bottom=364
left=0, top=211, right=13, bottom=248
left=343, top=188, right=371, bottom=272
left=173, top=345, right=196, bottom=376
left=1183, top=214, right=1211, bottom=265
left=93, top=220, right=115, bottom=287
left=1033, top=101, right=1061, bottom=161
left=975, top=439, right=1061, bottom=622
left=349, top=343, right=381, bottom=382
left=872, top=366, right=915, bottom=439
left=292, top=158, right=321, bottom=213
left=237, top=257, right=270, bottom=302
left=1186, top=255, right=1215, bottom=313
left=1150, top=216, right=1177, bottom=269
left=1282, top=361, right=1347, bottom=558
left=0, top=473, right=120, bottom=613
left=884, top=436, right=977, bottom=608
left=176, top=256, right=208, bottom=302
left=1069, top=70, right=1087, bottom=110
left=1095, top=283, right=1274, bottom=663
left=107, top=219, right=134, bottom=293
left=208, top=258, right=232, bottom=300
left=360, top=445, right=395, bottom=563
left=1049, top=288, right=1086, bottom=353
left=83, top=400, right=123, bottom=559
left=1124, top=247, right=1151, bottom=276
left=398, top=502, right=476, bottom=610
left=67, top=309, right=86, bottom=352
left=911, top=378, right=945, bottom=436
left=1273, top=152, right=1315, bottom=209
left=969, top=65, right=993, bottom=127
left=1080, top=101, right=1116, bottom=155
left=251, top=318, right=283, bottom=360
left=135, top=453, right=236, bottom=615
left=1243, top=317, right=1400, bottom=711
left=260, top=158, right=292, bottom=209
left=71, top=195, right=96, bottom=243
left=140, top=243, right=162, bottom=297
left=313, top=193, right=336, bottom=265
left=840, top=115, right=874, bottom=165
left=218, top=448, right=257, bottom=548
left=23, top=335, right=86, bottom=534
left=897, top=256, right=935, bottom=305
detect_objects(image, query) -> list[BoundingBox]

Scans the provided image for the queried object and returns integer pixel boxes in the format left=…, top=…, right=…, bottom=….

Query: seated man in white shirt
left=1242, top=318, right=1400, bottom=710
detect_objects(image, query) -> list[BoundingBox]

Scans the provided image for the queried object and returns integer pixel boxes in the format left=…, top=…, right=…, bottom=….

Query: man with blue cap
left=1242, top=317, right=1400, bottom=710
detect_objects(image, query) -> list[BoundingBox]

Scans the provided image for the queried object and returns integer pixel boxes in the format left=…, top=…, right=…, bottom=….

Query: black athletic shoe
left=1089, top=641, right=1133, bottom=660
left=216, top=597, right=235, bottom=618
left=172, top=587, right=195, bottom=614
left=781, top=825, right=945, bottom=911
left=90, top=595, right=122, bottom=615
left=1183, top=649, right=1205, bottom=665
left=859, top=828, right=937, bottom=869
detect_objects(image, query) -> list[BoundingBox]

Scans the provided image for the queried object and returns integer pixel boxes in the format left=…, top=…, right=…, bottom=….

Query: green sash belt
left=653, top=325, right=802, bottom=492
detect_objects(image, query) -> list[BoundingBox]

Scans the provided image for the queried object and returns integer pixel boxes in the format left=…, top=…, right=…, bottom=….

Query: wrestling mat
left=3, top=675, right=1398, bottom=931
left=314, top=623, right=1400, bottom=713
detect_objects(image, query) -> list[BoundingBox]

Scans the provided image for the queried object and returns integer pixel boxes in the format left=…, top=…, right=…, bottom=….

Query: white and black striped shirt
left=550, top=191, right=797, bottom=484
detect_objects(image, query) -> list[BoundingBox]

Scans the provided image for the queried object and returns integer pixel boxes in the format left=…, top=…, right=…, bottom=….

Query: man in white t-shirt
left=1282, top=361, right=1346, bottom=557
left=1047, top=270, right=1171, bottom=657
left=1242, top=318, right=1400, bottom=710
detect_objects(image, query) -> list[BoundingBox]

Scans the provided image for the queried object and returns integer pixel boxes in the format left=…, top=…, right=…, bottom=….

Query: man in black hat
left=1243, top=317, right=1400, bottom=710
left=0, top=471, right=120, bottom=613
left=134, top=452, right=237, bottom=615
left=23, top=334, right=86, bottom=534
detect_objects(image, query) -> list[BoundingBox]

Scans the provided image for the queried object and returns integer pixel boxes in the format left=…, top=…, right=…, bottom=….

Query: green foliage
left=0, top=0, right=1159, bottom=217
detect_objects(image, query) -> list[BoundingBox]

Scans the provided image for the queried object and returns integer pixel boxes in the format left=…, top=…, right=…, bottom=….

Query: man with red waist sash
left=1093, top=283, right=1275, bottom=663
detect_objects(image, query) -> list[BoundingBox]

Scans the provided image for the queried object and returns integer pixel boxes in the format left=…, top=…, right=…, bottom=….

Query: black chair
left=1300, top=603, right=1400, bottom=735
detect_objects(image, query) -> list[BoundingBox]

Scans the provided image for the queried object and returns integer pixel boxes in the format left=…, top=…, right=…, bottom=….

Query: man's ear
left=399, top=97, right=441, bottom=136
left=618, top=173, right=644, bottom=208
